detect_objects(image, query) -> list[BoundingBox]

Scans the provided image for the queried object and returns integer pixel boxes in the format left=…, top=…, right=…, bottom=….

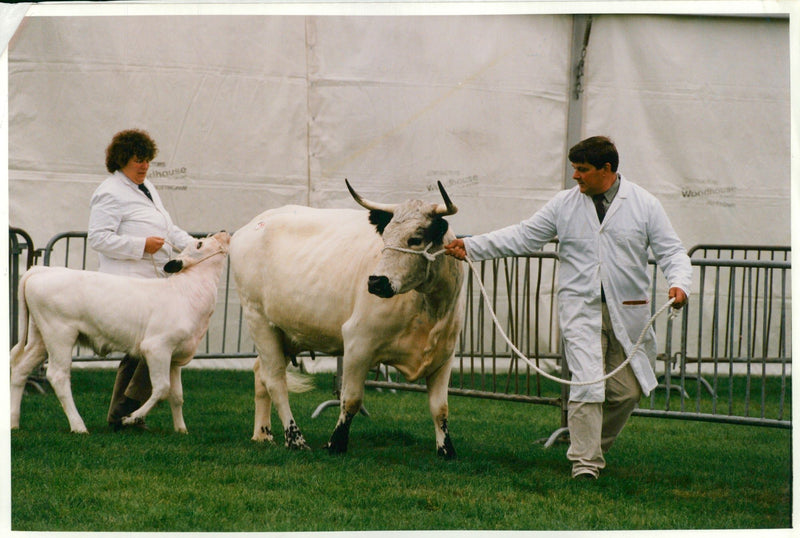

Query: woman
left=88, top=129, right=195, bottom=430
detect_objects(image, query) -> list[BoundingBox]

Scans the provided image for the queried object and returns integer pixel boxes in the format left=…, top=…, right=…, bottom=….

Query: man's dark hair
left=105, top=129, right=158, bottom=173
left=568, top=136, right=619, bottom=172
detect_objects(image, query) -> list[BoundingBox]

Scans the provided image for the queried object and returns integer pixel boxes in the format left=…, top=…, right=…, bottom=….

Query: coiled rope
left=384, top=242, right=679, bottom=386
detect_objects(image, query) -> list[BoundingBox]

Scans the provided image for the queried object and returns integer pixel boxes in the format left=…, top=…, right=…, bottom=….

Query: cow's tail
left=286, top=370, right=314, bottom=393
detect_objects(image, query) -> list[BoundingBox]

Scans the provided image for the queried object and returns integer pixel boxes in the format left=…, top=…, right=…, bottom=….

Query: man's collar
left=599, top=174, right=621, bottom=202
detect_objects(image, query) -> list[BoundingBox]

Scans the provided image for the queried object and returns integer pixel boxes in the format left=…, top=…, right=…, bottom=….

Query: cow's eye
left=196, top=241, right=203, bottom=249
left=408, top=237, right=423, bottom=247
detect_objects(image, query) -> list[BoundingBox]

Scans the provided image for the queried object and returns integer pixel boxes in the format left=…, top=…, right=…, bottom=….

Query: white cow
left=10, top=231, right=231, bottom=433
left=230, top=181, right=465, bottom=458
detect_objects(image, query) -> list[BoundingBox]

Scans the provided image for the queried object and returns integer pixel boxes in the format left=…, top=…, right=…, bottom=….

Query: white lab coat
left=88, top=171, right=194, bottom=278
left=465, top=176, right=692, bottom=402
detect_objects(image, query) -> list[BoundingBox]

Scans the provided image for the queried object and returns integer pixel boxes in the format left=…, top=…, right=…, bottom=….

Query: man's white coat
left=465, top=176, right=692, bottom=402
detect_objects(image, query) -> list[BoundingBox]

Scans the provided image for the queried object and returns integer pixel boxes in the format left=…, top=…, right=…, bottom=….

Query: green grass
left=10, top=369, right=792, bottom=531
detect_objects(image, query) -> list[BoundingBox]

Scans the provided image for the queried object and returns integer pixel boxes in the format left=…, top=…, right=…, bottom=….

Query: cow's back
left=230, top=205, right=382, bottom=354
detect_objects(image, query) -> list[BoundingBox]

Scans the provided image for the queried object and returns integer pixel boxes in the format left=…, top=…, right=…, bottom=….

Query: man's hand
left=669, top=287, right=688, bottom=309
left=444, top=239, right=467, bottom=260
left=144, top=236, right=165, bottom=255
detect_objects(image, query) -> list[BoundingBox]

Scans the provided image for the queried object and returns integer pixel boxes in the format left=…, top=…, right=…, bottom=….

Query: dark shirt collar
left=597, top=174, right=621, bottom=203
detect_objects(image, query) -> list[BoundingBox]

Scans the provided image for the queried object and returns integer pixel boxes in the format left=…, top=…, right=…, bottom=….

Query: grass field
left=8, top=368, right=793, bottom=532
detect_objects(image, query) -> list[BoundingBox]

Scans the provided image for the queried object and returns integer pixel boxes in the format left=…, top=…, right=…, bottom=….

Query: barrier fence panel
left=11, top=231, right=791, bottom=431
left=9, top=227, right=48, bottom=393
left=637, top=247, right=791, bottom=428
left=9, top=227, right=36, bottom=347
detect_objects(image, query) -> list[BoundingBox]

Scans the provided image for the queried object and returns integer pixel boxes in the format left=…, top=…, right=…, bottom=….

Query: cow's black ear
left=164, top=259, right=183, bottom=273
left=424, top=217, right=449, bottom=243
left=369, top=210, right=393, bottom=235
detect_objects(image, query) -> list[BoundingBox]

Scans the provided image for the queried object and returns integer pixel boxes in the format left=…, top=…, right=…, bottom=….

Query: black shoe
left=573, top=471, right=598, bottom=481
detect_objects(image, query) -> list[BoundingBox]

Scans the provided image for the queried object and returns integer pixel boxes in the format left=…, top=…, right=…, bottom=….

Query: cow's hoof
left=284, top=420, right=309, bottom=450
left=252, top=425, right=275, bottom=444
left=437, top=435, right=456, bottom=460
left=323, top=441, right=347, bottom=455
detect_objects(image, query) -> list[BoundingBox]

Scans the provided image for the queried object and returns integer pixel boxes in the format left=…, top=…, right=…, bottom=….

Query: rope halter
left=151, top=237, right=227, bottom=277
left=380, top=243, right=681, bottom=387
left=381, top=242, right=447, bottom=281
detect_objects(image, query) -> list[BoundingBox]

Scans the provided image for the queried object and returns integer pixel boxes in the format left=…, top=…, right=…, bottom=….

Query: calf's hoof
left=117, top=416, right=149, bottom=432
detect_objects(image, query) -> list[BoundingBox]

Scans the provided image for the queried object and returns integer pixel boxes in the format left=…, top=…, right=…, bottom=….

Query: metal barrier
left=9, top=227, right=37, bottom=347
left=11, top=231, right=792, bottom=431
left=368, top=245, right=792, bottom=431
left=637, top=246, right=791, bottom=428
left=9, top=227, right=48, bottom=393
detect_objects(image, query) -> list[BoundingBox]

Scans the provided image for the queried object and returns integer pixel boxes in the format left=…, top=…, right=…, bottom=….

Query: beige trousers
left=566, top=303, right=642, bottom=478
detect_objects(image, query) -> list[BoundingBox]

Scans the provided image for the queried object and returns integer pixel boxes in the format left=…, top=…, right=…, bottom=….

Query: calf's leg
left=122, top=349, right=171, bottom=426
left=9, top=326, right=48, bottom=430
left=168, top=364, right=188, bottom=433
left=43, top=335, right=88, bottom=433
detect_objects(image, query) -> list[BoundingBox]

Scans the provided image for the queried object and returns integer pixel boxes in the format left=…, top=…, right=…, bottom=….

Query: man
left=88, top=129, right=195, bottom=431
left=445, top=136, right=691, bottom=479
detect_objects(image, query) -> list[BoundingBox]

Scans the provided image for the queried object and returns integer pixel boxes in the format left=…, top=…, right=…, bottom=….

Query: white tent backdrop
left=5, top=12, right=792, bottom=370
left=8, top=14, right=790, bottom=250
left=582, top=14, right=791, bottom=248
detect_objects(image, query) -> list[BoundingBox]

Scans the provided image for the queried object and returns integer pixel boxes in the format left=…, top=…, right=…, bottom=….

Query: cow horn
left=433, top=181, right=458, bottom=216
left=346, top=179, right=397, bottom=214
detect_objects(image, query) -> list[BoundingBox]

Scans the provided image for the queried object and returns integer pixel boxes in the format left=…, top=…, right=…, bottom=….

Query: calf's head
left=164, top=231, right=231, bottom=273
left=347, top=180, right=457, bottom=298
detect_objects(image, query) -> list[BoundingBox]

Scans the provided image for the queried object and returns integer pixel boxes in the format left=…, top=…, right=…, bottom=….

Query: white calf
left=10, top=231, right=231, bottom=433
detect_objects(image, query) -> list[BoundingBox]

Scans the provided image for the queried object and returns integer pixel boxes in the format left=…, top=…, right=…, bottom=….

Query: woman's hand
left=144, top=236, right=165, bottom=254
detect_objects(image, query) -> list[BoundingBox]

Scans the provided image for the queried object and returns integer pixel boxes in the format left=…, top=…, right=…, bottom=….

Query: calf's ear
left=163, top=259, right=184, bottom=273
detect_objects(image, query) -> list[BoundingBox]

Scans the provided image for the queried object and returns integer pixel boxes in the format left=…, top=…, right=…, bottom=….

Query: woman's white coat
left=88, top=171, right=194, bottom=278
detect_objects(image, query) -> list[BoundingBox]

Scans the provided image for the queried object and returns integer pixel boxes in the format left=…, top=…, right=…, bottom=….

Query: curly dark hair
left=568, top=136, right=619, bottom=172
left=105, top=129, right=158, bottom=173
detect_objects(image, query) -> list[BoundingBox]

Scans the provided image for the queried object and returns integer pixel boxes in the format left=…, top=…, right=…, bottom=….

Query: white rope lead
left=383, top=241, right=679, bottom=387
left=464, top=257, right=678, bottom=386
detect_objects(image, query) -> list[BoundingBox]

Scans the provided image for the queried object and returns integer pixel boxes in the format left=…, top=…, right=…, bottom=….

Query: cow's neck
left=418, top=255, right=464, bottom=320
